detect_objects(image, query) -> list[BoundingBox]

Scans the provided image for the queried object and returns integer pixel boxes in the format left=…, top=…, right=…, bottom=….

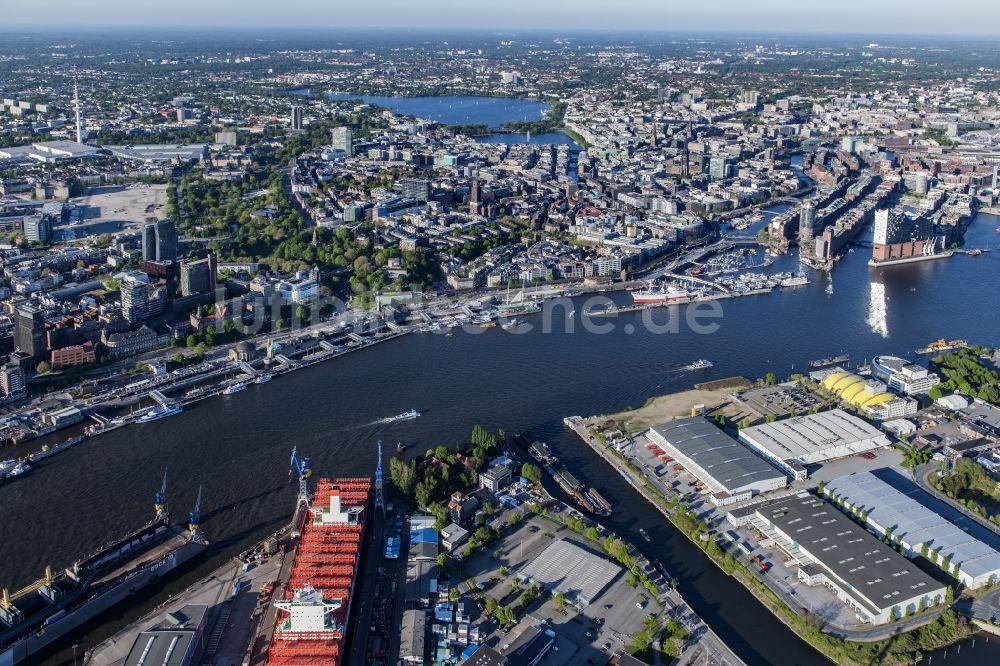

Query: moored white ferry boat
left=631, top=283, right=691, bottom=304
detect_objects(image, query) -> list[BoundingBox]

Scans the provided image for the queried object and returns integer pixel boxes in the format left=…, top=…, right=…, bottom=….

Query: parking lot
left=458, top=514, right=656, bottom=662
left=719, top=521, right=861, bottom=627
left=735, top=384, right=823, bottom=419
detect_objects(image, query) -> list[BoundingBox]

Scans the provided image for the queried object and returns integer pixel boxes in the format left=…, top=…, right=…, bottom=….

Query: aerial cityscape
left=2, top=2, right=1000, bottom=666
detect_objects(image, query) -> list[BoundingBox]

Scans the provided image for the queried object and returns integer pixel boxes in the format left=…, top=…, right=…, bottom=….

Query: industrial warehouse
left=738, top=409, right=891, bottom=479
left=517, top=539, right=622, bottom=606
left=823, top=471, right=1000, bottom=589
left=648, top=417, right=787, bottom=504
left=736, top=493, right=947, bottom=625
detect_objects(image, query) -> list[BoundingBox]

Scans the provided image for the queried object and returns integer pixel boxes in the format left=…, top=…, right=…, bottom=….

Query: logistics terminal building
left=738, top=409, right=890, bottom=480
left=824, top=471, right=1000, bottom=589
left=747, top=493, right=946, bottom=625
left=648, top=417, right=787, bottom=505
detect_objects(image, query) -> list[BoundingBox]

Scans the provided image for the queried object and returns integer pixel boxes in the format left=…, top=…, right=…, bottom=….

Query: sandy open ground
left=599, top=386, right=752, bottom=432
left=74, top=184, right=168, bottom=228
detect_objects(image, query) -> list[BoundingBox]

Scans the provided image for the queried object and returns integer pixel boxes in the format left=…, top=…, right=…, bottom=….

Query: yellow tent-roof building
left=822, top=371, right=895, bottom=410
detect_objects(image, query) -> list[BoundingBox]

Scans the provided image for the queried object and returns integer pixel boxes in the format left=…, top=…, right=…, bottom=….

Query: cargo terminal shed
left=647, top=417, right=787, bottom=506
left=824, top=470, right=1000, bottom=589
left=729, top=493, right=947, bottom=625
left=738, top=409, right=891, bottom=480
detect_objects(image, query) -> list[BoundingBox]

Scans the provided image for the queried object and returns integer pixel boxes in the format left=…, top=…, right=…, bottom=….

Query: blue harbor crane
left=188, top=485, right=202, bottom=538
left=290, top=446, right=312, bottom=504
left=154, top=467, right=169, bottom=522
left=374, top=440, right=385, bottom=517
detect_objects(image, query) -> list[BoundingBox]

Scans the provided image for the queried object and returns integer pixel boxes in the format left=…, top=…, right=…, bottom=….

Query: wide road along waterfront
left=2, top=212, right=999, bottom=664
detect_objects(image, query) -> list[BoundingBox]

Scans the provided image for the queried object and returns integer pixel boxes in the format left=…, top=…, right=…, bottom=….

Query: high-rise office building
left=0, top=364, right=27, bottom=398
left=14, top=305, right=46, bottom=361
left=331, top=126, right=353, bottom=154
left=120, top=272, right=150, bottom=324
left=290, top=104, right=304, bottom=131
left=841, top=136, right=860, bottom=154
left=141, top=223, right=157, bottom=261
left=142, top=219, right=177, bottom=262
left=799, top=201, right=817, bottom=242
left=23, top=215, right=52, bottom=244
left=708, top=155, right=728, bottom=181
left=399, top=178, right=431, bottom=203
left=180, top=255, right=217, bottom=296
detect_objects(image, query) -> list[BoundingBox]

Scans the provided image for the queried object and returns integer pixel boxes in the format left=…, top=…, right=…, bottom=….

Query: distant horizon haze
left=4, top=0, right=1000, bottom=37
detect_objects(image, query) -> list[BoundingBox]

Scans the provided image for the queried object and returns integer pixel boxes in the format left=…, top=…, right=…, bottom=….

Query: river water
left=2, top=205, right=1000, bottom=663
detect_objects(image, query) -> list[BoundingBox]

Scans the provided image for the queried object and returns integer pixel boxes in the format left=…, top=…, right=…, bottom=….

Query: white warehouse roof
left=519, top=539, right=620, bottom=605
left=738, top=409, right=889, bottom=466
left=825, top=470, right=1000, bottom=589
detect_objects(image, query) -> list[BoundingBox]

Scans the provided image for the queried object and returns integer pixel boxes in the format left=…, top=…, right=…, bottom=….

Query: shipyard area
left=46, top=428, right=746, bottom=666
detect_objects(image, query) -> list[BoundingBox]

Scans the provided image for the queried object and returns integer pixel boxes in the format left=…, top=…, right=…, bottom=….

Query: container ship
left=263, top=476, right=371, bottom=666
left=0, top=484, right=207, bottom=665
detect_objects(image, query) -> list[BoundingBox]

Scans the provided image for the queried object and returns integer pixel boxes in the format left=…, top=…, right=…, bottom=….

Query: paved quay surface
left=564, top=416, right=746, bottom=666
left=85, top=551, right=284, bottom=666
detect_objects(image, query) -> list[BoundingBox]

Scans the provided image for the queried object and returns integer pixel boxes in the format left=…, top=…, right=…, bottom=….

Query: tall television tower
left=73, top=66, right=83, bottom=144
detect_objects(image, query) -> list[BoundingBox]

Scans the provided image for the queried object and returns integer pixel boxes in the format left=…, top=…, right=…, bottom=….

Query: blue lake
left=326, top=92, right=549, bottom=128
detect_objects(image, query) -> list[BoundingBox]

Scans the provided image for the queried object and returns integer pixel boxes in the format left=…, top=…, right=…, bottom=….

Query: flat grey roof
left=519, top=539, right=620, bottom=605
left=650, top=417, right=785, bottom=494
left=123, top=604, right=208, bottom=666
left=757, top=495, right=943, bottom=614
left=739, top=409, right=886, bottom=462
left=825, top=471, right=1000, bottom=582
left=399, top=609, right=426, bottom=659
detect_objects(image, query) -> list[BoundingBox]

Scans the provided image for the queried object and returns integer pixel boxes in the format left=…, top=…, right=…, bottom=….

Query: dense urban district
left=2, top=27, right=1000, bottom=666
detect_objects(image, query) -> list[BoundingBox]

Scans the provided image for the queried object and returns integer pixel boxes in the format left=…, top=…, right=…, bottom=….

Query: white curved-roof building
left=738, top=409, right=890, bottom=476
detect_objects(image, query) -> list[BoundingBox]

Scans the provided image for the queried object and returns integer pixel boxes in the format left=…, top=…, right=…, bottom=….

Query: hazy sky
left=6, top=0, right=998, bottom=35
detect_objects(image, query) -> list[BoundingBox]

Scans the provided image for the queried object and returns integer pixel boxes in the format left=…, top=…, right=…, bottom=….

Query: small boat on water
left=1, top=459, right=32, bottom=481
left=254, top=374, right=273, bottom=384
left=137, top=404, right=183, bottom=423
left=639, top=529, right=652, bottom=542
left=480, top=321, right=497, bottom=329
left=383, top=409, right=420, bottom=423
left=685, top=359, right=713, bottom=370
left=223, top=383, right=247, bottom=395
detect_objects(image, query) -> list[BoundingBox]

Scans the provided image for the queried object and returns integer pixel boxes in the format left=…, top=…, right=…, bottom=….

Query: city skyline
left=5, top=0, right=1000, bottom=36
